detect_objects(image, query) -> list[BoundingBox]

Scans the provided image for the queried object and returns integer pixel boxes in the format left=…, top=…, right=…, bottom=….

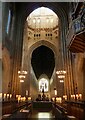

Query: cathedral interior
left=0, top=1, right=85, bottom=120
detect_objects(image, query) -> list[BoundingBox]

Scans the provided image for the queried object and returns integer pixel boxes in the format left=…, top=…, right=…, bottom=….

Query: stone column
left=11, top=11, right=24, bottom=97
left=83, top=58, right=85, bottom=101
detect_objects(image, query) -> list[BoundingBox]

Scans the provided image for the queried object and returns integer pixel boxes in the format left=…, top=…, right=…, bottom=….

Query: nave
left=1, top=1, right=85, bottom=120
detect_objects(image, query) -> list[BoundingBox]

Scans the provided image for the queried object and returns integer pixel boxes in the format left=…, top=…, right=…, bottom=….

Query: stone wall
left=2, top=47, right=11, bottom=94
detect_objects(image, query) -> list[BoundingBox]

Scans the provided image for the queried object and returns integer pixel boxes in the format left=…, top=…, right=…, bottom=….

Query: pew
left=2, top=102, right=32, bottom=119
left=52, top=103, right=68, bottom=119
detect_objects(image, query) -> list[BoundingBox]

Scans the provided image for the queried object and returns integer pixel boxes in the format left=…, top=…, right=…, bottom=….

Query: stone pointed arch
left=14, top=3, right=68, bottom=75
left=29, top=40, right=57, bottom=62
left=38, top=74, right=49, bottom=80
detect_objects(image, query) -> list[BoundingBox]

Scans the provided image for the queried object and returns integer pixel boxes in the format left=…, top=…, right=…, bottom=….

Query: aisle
left=31, top=110, right=55, bottom=119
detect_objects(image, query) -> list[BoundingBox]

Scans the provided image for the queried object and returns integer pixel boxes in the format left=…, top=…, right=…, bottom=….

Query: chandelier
left=18, top=70, right=27, bottom=82
left=56, top=70, right=66, bottom=74
left=56, top=70, right=66, bottom=82
left=20, top=80, right=24, bottom=83
left=18, top=70, right=27, bottom=74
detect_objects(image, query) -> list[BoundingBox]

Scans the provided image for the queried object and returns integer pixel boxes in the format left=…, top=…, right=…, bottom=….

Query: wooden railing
left=2, top=100, right=32, bottom=115
left=61, top=101, right=85, bottom=120
left=67, top=16, right=85, bottom=48
left=52, top=103, right=68, bottom=119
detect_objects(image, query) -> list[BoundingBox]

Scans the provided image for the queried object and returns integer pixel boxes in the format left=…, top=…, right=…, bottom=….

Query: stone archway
left=21, top=3, right=68, bottom=80
left=31, top=45, right=55, bottom=80
left=18, top=3, right=68, bottom=97
left=27, top=40, right=58, bottom=98
left=29, top=40, right=58, bottom=69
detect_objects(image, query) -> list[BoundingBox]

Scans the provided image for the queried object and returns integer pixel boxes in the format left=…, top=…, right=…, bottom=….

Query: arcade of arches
left=1, top=2, right=85, bottom=119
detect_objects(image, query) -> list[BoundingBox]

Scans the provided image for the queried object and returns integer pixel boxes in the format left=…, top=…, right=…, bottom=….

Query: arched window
left=6, top=10, right=11, bottom=34
left=39, top=78, right=48, bottom=92
left=26, top=7, right=58, bottom=29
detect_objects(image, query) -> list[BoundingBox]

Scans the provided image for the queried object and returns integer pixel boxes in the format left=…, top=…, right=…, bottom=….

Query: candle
left=76, top=94, right=78, bottom=100
left=7, top=94, right=9, bottom=99
left=0, top=93, right=2, bottom=97
left=71, top=95, right=73, bottom=98
left=21, top=97, right=23, bottom=101
left=79, top=94, right=82, bottom=100
left=18, top=95, right=21, bottom=98
left=65, top=95, right=67, bottom=100
left=23, top=97, right=26, bottom=101
left=63, top=95, right=67, bottom=100
left=16, top=95, right=19, bottom=98
left=28, top=97, right=31, bottom=101
left=73, top=95, right=75, bottom=99
left=10, top=94, right=12, bottom=98
left=52, top=97, right=55, bottom=101
left=18, top=97, right=21, bottom=103
left=0, top=93, right=2, bottom=101
left=4, top=93, right=6, bottom=99
left=54, top=90, right=57, bottom=96
left=56, top=97, right=62, bottom=103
